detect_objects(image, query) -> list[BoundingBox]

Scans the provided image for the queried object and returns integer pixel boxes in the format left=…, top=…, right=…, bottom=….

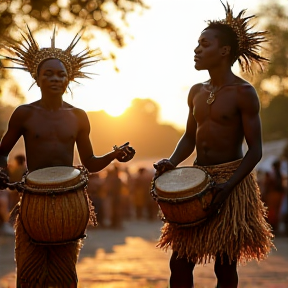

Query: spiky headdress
left=207, top=1, right=269, bottom=73
left=0, top=26, right=100, bottom=83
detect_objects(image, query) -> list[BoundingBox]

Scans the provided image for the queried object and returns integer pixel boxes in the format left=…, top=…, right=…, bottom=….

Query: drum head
left=155, top=166, right=209, bottom=198
left=26, top=166, right=80, bottom=186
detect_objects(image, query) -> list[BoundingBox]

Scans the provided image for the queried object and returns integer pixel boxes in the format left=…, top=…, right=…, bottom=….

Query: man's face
left=36, top=58, right=69, bottom=96
left=194, top=29, right=224, bottom=71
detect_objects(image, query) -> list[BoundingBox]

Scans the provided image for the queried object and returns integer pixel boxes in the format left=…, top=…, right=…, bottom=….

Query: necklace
left=207, top=90, right=217, bottom=105
left=205, top=80, right=235, bottom=105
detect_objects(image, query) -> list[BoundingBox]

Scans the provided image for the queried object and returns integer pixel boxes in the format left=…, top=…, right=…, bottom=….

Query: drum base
left=157, top=188, right=214, bottom=226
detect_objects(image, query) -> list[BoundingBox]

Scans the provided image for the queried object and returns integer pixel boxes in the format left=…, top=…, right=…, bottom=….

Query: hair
left=204, top=23, right=239, bottom=65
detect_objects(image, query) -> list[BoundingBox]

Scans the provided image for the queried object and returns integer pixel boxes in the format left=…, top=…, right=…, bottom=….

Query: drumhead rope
left=20, top=165, right=89, bottom=194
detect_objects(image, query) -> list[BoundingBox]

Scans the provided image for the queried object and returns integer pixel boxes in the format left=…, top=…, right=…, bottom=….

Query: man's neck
left=208, top=69, right=236, bottom=88
left=39, top=97, right=64, bottom=111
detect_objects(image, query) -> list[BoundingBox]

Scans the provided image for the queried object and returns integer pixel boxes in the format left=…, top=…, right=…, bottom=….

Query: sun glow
left=4, top=0, right=264, bottom=130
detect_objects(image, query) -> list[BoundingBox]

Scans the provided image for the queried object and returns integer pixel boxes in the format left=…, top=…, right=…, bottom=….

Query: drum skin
left=20, top=167, right=90, bottom=243
left=154, top=166, right=214, bottom=225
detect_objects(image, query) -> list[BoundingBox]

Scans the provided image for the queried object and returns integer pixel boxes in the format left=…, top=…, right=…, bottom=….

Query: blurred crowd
left=87, top=165, right=159, bottom=229
left=257, top=159, right=288, bottom=236
left=1, top=156, right=288, bottom=236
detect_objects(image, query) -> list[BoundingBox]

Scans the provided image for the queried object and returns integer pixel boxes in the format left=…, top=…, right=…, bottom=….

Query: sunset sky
left=5, top=0, right=281, bottom=131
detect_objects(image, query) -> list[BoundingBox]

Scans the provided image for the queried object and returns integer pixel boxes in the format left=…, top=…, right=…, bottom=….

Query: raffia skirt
left=13, top=186, right=97, bottom=288
left=157, top=159, right=275, bottom=264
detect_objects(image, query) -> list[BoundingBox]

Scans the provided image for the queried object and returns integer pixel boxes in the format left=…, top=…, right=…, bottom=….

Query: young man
left=153, top=3, right=274, bottom=288
left=0, top=28, right=135, bottom=287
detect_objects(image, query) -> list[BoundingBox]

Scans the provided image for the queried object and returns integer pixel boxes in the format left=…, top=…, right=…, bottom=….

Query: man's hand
left=114, top=142, right=136, bottom=162
left=0, top=168, right=9, bottom=190
left=153, top=158, right=175, bottom=178
left=207, top=181, right=233, bottom=214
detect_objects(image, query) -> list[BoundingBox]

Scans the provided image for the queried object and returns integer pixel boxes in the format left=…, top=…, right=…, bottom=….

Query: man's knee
left=170, top=251, right=195, bottom=272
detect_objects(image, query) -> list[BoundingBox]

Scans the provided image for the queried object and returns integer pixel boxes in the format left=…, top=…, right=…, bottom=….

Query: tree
left=260, top=95, right=288, bottom=141
left=242, top=1, right=288, bottom=107
left=240, top=1, right=288, bottom=141
left=0, top=0, right=147, bottom=47
left=0, top=0, right=148, bottom=101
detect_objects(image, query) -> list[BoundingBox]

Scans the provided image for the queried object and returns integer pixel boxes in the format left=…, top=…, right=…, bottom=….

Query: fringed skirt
left=157, top=159, right=275, bottom=265
left=13, top=184, right=97, bottom=288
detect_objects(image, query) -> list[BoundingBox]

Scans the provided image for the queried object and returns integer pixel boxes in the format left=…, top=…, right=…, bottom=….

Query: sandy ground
left=0, top=219, right=288, bottom=288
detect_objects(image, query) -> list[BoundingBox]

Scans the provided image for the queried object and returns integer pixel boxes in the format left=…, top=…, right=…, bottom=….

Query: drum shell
left=20, top=167, right=90, bottom=243
left=154, top=167, right=214, bottom=225
left=20, top=187, right=90, bottom=243
left=156, top=187, right=213, bottom=225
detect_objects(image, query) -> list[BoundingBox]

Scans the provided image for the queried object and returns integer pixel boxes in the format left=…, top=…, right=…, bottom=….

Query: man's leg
left=214, top=253, right=238, bottom=288
left=169, top=251, right=195, bottom=288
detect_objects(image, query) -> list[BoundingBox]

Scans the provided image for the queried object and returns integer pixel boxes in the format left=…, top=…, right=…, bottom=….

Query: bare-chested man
left=0, top=30, right=135, bottom=287
left=153, top=3, right=274, bottom=288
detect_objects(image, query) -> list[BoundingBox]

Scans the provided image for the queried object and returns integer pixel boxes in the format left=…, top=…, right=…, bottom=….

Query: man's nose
left=51, top=74, right=61, bottom=81
left=194, top=45, right=201, bottom=54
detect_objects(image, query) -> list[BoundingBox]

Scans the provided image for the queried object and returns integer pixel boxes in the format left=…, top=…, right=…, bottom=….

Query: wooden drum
left=20, top=166, right=90, bottom=243
left=154, top=166, right=214, bottom=226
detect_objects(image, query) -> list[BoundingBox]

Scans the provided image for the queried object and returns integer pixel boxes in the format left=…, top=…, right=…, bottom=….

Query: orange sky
left=4, top=0, right=278, bottom=130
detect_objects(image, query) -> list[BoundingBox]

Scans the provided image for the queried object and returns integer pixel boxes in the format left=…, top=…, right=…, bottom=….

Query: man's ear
left=221, top=46, right=231, bottom=56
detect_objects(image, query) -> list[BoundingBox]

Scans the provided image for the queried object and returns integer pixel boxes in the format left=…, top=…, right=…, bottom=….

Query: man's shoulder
left=234, top=77, right=256, bottom=93
left=12, top=103, right=36, bottom=116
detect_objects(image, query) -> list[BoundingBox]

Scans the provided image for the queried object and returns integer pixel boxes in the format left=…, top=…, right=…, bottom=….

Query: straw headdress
left=0, top=25, right=100, bottom=83
left=207, top=1, right=269, bottom=73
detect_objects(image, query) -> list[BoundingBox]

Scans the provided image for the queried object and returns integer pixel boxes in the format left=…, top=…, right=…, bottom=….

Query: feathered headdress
left=0, top=25, right=101, bottom=84
left=207, top=1, right=269, bottom=73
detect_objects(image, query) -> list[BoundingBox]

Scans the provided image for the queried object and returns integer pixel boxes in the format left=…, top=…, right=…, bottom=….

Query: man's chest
left=193, top=91, right=240, bottom=125
left=23, top=111, right=79, bottom=141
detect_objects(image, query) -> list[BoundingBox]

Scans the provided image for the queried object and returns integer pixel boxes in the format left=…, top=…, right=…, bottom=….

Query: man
left=0, top=27, right=135, bottom=287
left=153, top=3, right=274, bottom=288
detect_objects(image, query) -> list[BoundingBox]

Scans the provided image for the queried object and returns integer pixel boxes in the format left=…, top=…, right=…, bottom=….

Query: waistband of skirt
left=194, top=158, right=243, bottom=170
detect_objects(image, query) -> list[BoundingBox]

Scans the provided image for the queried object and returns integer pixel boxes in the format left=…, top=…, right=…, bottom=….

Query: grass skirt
left=13, top=185, right=96, bottom=288
left=157, top=159, right=275, bottom=264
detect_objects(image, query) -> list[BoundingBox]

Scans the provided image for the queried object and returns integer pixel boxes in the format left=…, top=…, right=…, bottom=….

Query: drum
left=154, top=166, right=214, bottom=226
left=20, top=166, right=90, bottom=243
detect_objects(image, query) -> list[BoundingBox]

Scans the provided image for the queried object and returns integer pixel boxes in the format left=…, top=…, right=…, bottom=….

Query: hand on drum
left=153, top=159, right=175, bottom=178
left=114, top=142, right=136, bottom=162
left=208, top=182, right=232, bottom=214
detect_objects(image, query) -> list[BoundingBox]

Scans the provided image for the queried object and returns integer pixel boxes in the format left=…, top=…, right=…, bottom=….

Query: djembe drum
left=153, top=166, right=215, bottom=226
left=20, top=166, right=90, bottom=243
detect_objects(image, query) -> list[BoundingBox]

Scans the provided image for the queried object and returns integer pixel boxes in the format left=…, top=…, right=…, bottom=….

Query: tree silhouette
left=239, top=2, right=288, bottom=142
left=242, top=2, right=288, bottom=106
left=0, top=0, right=147, bottom=47
left=0, top=0, right=148, bottom=102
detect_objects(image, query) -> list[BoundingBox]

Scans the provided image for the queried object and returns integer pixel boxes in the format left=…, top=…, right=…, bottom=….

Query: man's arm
left=210, top=84, right=262, bottom=210
left=0, top=106, right=26, bottom=168
left=225, top=84, right=262, bottom=189
left=75, top=109, right=134, bottom=173
left=0, top=106, right=26, bottom=187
